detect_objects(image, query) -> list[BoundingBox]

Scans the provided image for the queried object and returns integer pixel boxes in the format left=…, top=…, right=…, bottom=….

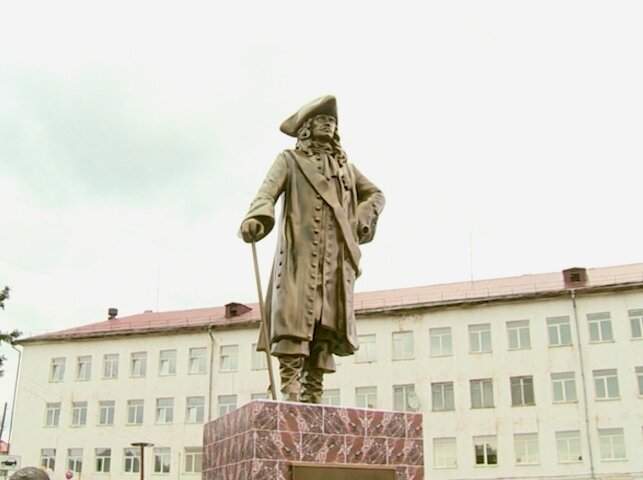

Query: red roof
left=21, top=263, right=643, bottom=343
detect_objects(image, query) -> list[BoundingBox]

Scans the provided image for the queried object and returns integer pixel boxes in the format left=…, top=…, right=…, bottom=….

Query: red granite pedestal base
left=203, top=400, right=423, bottom=480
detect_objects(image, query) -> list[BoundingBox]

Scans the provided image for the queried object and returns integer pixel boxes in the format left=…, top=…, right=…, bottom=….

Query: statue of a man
left=240, top=95, right=385, bottom=403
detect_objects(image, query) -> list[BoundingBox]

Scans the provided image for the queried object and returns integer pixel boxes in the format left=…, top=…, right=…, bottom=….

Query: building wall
left=11, top=289, right=643, bottom=480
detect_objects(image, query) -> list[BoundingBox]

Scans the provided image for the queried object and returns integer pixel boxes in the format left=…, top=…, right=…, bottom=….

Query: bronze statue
left=240, top=95, right=385, bottom=403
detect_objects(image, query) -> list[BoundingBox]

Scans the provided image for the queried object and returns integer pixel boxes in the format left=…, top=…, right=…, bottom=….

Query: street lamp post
left=131, top=442, right=154, bottom=480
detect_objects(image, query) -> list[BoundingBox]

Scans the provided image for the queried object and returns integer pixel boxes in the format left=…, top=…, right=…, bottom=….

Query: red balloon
left=65, top=471, right=74, bottom=479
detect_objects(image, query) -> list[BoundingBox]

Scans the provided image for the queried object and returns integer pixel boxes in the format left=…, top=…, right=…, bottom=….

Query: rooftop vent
left=563, top=267, right=588, bottom=288
left=108, top=308, right=118, bottom=320
left=225, top=302, right=251, bottom=319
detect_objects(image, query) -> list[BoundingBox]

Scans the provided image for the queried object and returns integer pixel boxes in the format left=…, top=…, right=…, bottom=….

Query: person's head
left=310, top=114, right=337, bottom=143
left=9, top=467, right=50, bottom=480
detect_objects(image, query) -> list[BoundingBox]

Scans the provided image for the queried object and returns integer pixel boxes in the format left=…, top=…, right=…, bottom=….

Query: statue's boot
left=299, top=365, right=324, bottom=404
left=278, top=355, right=303, bottom=402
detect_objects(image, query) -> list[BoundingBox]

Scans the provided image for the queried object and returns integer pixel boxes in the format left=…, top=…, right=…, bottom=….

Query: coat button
left=314, top=229, right=319, bottom=234
left=315, top=205, right=321, bottom=211
left=314, top=217, right=321, bottom=222
left=313, top=240, right=319, bottom=245
left=312, top=251, right=318, bottom=257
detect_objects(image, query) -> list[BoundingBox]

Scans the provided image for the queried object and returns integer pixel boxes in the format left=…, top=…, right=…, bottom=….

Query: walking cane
left=251, top=240, right=278, bottom=400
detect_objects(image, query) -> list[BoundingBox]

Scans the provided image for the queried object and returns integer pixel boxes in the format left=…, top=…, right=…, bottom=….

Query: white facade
left=9, top=269, right=643, bottom=480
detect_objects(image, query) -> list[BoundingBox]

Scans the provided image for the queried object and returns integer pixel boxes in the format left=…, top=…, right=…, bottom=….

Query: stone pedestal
left=203, top=400, right=424, bottom=480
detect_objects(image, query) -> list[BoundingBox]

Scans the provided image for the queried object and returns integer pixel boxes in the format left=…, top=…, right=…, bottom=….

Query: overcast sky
left=1, top=0, right=642, bottom=429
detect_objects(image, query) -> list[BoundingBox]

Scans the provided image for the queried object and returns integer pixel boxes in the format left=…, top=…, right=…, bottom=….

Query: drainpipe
left=8, top=344, right=22, bottom=454
left=570, top=290, right=596, bottom=480
left=207, top=326, right=215, bottom=422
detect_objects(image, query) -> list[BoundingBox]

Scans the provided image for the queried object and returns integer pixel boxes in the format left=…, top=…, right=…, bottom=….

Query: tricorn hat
left=279, top=95, right=337, bottom=137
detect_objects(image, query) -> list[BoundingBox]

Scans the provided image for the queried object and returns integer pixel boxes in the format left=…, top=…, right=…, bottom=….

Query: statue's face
left=310, top=114, right=336, bottom=142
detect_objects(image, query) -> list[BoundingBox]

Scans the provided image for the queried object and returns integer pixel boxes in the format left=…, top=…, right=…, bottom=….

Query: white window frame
left=511, top=376, right=535, bottom=406
left=547, top=316, right=572, bottom=346
left=551, top=372, right=578, bottom=403
left=219, top=345, right=239, bottom=372
left=123, top=448, right=140, bottom=473
left=473, top=436, right=498, bottom=466
left=50, top=357, right=66, bottom=382
left=45, top=402, right=61, bottom=427
left=155, top=398, right=174, bottom=424
left=393, top=384, right=418, bottom=412
left=431, top=382, right=454, bottom=412
left=593, top=369, right=620, bottom=399
left=514, top=433, right=540, bottom=465
left=153, top=447, right=171, bottom=474
left=251, top=344, right=267, bottom=370
left=556, top=430, right=582, bottom=463
left=392, top=331, right=414, bottom=360
left=95, top=448, right=111, bottom=473
left=130, top=351, right=147, bottom=377
left=507, top=320, right=531, bottom=350
left=98, top=400, right=115, bottom=426
left=598, top=428, right=626, bottom=461
left=470, top=378, right=494, bottom=408
left=469, top=324, right=492, bottom=353
left=127, top=399, right=144, bottom=425
left=433, top=437, right=457, bottom=469
left=322, top=389, right=341, bottom=406
left=76, top=355, right=91, bottom=381
left=184, top=447, right=203, bottom=474
left=189, top=347, right=207, bottom=374
left=355, top=386, right=377, bottom=409
left=186, top=396, right=205, bottom=423
left=588, top=312, right=614, bottom=343
left=629, top=309, right=643, bottom=339
left=40, top=448, right=56, bottom=470
left=159, top=349, right=177, bottom=376
left=430, top=327, right=453, bottom=357
left=67, top=448, right=83, bottom=473
left=636, top=366, right=643, bottom=396
left=71, top=401, right=87, bottom=427
left=355, top=334, right=377, bottom=363
left=218, top=394, right=237, bottom=417
left=103, top=354, right=119, bottom=379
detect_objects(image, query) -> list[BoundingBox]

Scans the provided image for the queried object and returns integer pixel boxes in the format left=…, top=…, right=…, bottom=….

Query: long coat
left=243, top=149, right=385, bottom=356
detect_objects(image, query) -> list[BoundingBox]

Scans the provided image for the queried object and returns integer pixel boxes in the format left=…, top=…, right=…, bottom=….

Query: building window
left=588, top=312, right=614, bottom=342
left=45, top=402, right=61, bottom=427
left=551, top=372, right=578, bottom=402
left=71, top=402, right=88, bottom=427
left=156, top=398, right=174, bottom=424
left=186, top=396, right=205, bottom=423
left=67, top=448, right=83, bottom=473
left=629, top=309, right=643, bottom=338
left=355, top=386, right=377, bottom=409
left=50, top=357, right=65, bottom=382
left=469, top=324, right=492, bottom=353
left=430, top=327, right=452, bottom=357
left=251, top=392, right=270, bottom=400
left=153, top=447, right=171, bottom=474
left=127, top=399, right=144, bottom=425
left=123, top=448, right=140, bottom=473
left=507, top=320, right=531, bottom=350
left=76, top=355, right=91, bottom=381
left=393, top=384, right=418, bottom=412
left=189, top=347, right=207, bottom=374
left=470, top=379, right=494, bottom=408
left=184, top=447, right=203, bottom=474
left=392, top=331, right=414, bottom=360
left=95, top=448, right=111, bottom=473
left=219, top=345, right=239, bottom=372
left=103, top=354, right=119, bottom=379
left=130, top=352, right=147, bottom=377
left=474, top=436, right=497, bottom=466
left=511, top=376, right=535, bottom=406
left=431, top=382, right=454, bottom=411
left=322, top=389, right=341, bottom=406
left=433, top=437, right=457, bottom=468
left=598, top=428, right=626, bottom=461
left=636, top=366, right=643, bottom=395
left=251, top=344, right=267, bottom=370
left=355, top=334, right=377, bottom=363
left=514, top=433, right=540, bottom=465
left=593, top=369, right=620, bottom=399
left=547, top=316, right=572, bottom=346
left=159, top=350, right=177, bottom=376
left=556, top=430, right=582, bottom=463
left=41, top=449, right=56, bottom=470
left=98, top=401, right=115, bottom=426
left=218, top=394, right=237, bottom=417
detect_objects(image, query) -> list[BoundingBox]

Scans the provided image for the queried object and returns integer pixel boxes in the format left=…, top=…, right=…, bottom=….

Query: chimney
left=225, top=302, right=251, bottom=319
left=108, top=308, right=118, bottom=320
left=562, top=267, right=588, bottom=288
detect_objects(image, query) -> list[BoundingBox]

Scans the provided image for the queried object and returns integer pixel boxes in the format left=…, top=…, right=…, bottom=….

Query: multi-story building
left=10, top=264, right=643, bottom=480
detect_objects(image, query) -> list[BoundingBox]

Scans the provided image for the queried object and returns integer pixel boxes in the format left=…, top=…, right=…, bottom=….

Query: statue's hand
left=240, top=218, right=265, bottom=243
